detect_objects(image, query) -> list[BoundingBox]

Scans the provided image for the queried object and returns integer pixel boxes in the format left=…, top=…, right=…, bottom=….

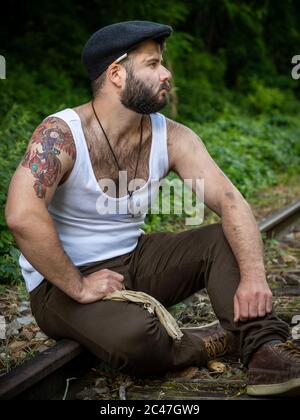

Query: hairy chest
left=82, top=122, right=153, bottom=198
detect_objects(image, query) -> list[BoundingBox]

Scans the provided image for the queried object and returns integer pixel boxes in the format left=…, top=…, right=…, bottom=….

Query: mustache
left=159, top=82, right=171, bottom=92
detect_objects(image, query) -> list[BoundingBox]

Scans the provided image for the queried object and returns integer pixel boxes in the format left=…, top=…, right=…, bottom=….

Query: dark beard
left=120, top=67, right=169, bottom=115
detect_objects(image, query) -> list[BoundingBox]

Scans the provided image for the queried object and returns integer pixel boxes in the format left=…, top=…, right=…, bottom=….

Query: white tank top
left=19, top=108, right=169, bottom=292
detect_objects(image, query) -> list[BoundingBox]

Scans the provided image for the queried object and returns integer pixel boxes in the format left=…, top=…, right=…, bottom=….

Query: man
left=5, top=21, right=300, bottom=397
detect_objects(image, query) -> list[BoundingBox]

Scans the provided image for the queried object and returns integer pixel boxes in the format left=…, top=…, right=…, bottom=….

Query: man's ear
left=107, top=64, right=125, bottom=89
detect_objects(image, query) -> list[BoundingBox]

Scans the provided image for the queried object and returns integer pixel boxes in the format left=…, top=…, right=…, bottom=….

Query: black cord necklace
left=91, top=101, right=143, bottom=199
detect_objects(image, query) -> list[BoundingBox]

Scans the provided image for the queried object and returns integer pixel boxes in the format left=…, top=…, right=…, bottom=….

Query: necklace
left=91, top=101, right=143, bottom=200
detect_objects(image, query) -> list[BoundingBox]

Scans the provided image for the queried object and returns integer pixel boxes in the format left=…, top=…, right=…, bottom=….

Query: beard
left=120, top=67, right=169, bottom=115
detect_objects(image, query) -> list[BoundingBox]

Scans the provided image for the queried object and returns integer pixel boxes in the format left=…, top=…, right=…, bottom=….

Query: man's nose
left=161, top=65, right=172, bottom=82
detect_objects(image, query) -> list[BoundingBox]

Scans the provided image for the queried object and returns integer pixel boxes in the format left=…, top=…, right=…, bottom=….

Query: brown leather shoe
left=247, top=341, right=300, bottom=397
left=181, top=320, right=239, bottom=361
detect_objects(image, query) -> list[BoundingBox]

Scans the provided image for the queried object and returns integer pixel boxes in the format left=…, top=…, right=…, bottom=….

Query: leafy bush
left=188, top=113, right=300, bottom=196
left=0, top=106, right=32, bottom=283
left=246, top=78, right=286, bottom=114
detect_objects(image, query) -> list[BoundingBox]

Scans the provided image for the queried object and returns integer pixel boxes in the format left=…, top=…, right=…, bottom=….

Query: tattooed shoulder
left=21, top=117, right=76, bottom=199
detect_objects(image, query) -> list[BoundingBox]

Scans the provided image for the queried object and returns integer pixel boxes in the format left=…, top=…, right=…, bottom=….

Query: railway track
left=1, top=199, right=300, bottom=400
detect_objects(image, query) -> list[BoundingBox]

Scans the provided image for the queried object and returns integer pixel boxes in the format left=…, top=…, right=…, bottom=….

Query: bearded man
left=6, top=21, right=300, bottom=397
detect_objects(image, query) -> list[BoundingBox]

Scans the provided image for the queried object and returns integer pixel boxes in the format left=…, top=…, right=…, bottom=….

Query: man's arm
left=5, top=117, right=124, bottom=303
left=167, top=118, right=273, bottom=322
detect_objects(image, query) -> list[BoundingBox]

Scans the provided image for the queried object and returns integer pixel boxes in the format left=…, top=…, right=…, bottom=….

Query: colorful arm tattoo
left=21, top=117, right=76, bottom=198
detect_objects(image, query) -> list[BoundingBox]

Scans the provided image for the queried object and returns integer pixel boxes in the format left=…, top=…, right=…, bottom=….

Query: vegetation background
left=1, top=0, right=300, bottom=284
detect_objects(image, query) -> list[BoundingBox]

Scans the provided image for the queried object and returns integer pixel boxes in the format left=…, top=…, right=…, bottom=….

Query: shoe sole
left=247, top=377, right=300, bottom=397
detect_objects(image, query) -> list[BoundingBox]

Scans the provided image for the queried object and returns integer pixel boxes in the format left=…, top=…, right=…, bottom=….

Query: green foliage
left=246, top=78, right=286, bottom=114
left=1, top=0, right=300, bottom=284
left=0, top=106, right=32, bottom=283
left=188, top=113, right=300, bottom=197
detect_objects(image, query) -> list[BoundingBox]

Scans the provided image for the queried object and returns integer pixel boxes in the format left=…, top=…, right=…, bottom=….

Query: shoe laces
left=276, top=341, right=300, bottom=362
left=203, top=333, right=228, bottom=360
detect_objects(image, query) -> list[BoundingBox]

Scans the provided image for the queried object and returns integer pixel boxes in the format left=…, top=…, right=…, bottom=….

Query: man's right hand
left=76, top=269, right=125, bottom=304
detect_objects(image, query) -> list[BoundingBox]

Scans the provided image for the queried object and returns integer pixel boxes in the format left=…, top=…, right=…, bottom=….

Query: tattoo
left=21, top=117, right=75, bottom=198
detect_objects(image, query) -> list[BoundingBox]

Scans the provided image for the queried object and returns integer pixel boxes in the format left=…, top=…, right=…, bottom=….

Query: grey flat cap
left=82, top=20, right=173, bottom=80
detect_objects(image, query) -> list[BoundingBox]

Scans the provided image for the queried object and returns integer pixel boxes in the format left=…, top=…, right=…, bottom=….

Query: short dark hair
left=91, top=37, right=166, bottom=98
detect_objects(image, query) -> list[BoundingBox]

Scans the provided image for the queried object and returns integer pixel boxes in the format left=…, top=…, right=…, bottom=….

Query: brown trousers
left=30, top=223, right=289, bottom=376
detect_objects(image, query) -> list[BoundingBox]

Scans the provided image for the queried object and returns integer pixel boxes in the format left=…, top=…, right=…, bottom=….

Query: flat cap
left=82, top=20, right=173, bottom=81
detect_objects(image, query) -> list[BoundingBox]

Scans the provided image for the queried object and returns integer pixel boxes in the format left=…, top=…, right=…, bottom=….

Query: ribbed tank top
left=19, top=108, right=169, bottom=292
